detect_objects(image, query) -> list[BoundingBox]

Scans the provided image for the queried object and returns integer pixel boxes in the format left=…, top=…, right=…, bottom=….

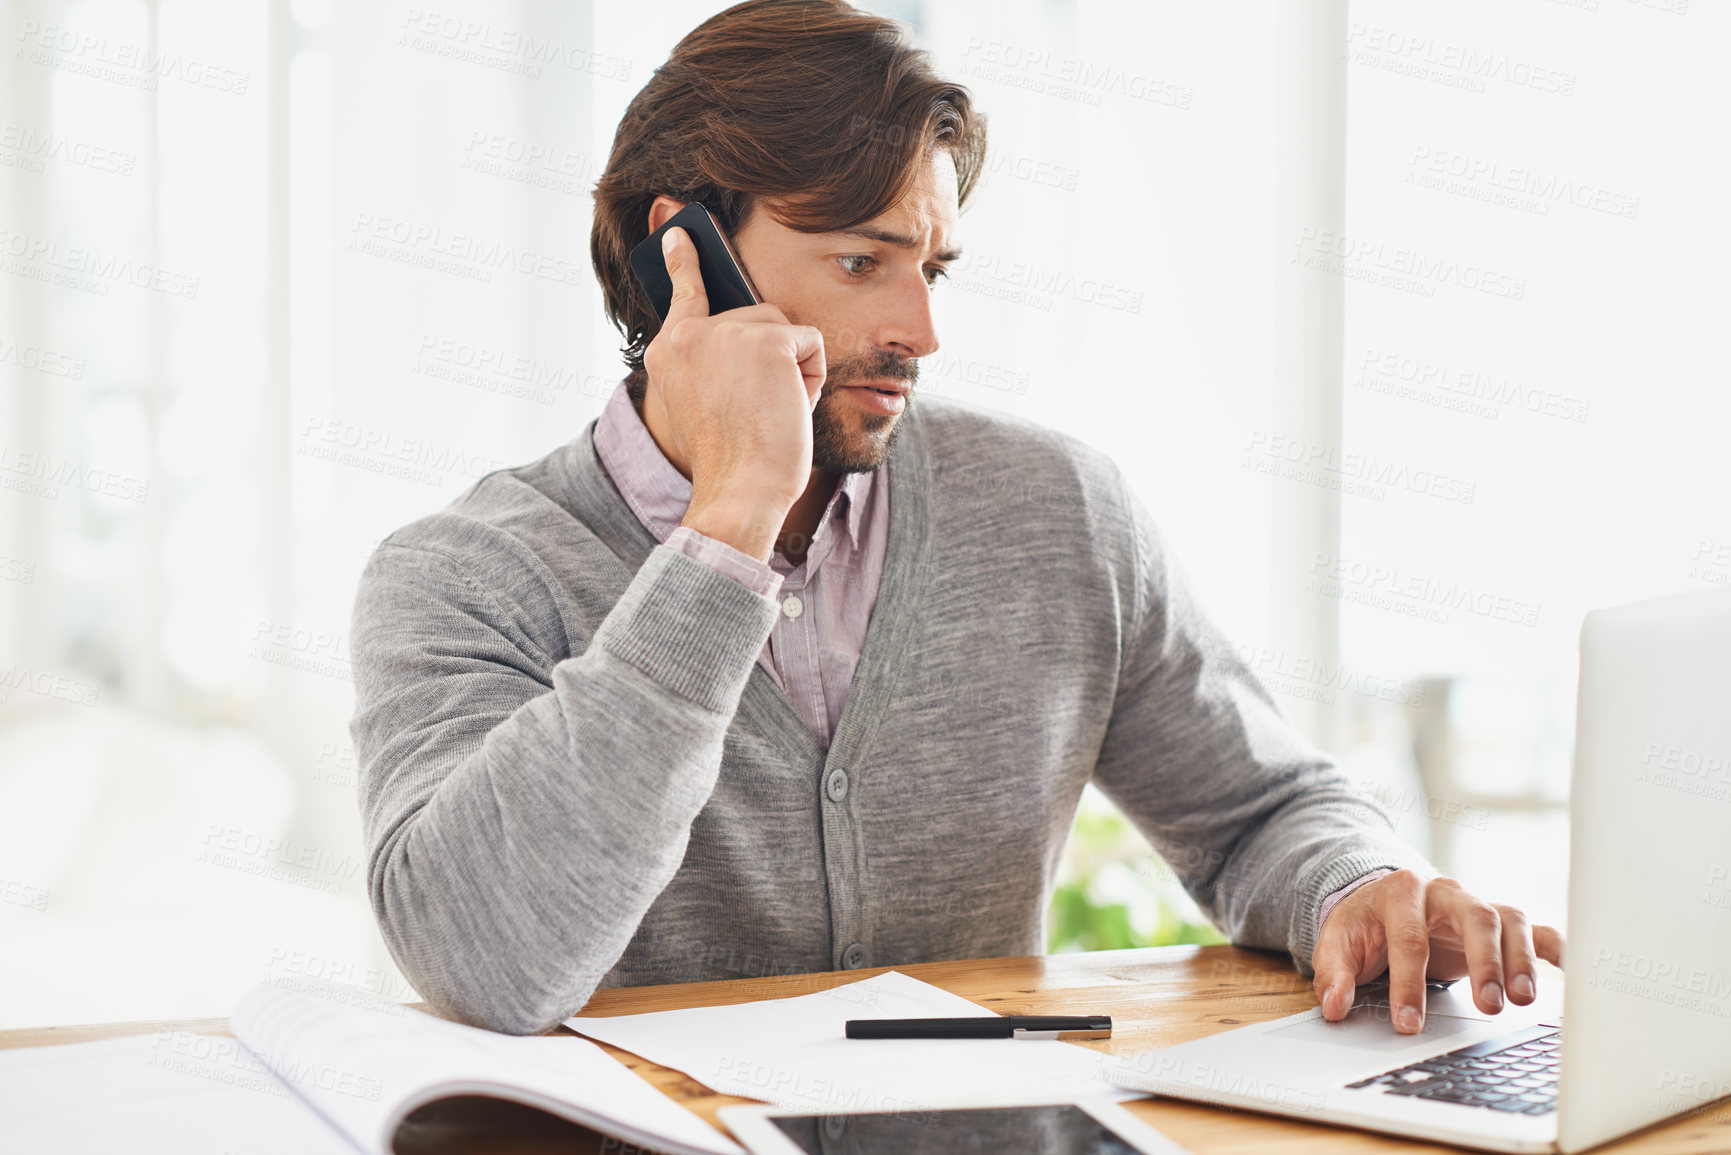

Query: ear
left=647, top=195, right=688, bottom=233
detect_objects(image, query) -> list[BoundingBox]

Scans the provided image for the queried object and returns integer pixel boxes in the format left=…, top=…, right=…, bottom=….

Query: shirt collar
left=592, top=378, right=878, bottom=555
left=837, top=469, right=870, bottom=551
left=591, top=378, right=691, bottom=544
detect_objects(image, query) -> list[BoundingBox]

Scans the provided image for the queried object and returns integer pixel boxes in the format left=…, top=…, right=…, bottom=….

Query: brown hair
left=589, top=0, right=987, bottom=386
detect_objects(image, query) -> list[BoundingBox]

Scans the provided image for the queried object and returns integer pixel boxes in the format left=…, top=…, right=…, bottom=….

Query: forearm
left=1100, top=711, right=1431, bottom=970
left=1203, top=776, right=1436, bottom=975
left=354, top=544, right=778, bottom=1034
left=370, top=647, right=733, bottom=1034
left=1091, top=468, right=1435, bottom=974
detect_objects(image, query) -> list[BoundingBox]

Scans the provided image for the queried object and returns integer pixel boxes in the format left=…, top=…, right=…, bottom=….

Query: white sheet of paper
left=566, top=970, right=1138, bottom=1112
left=0, top=1032, right=359, bottom=1155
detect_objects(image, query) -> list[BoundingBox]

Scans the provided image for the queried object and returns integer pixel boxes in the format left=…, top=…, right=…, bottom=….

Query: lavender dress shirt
left=592, top=381, right=888, bottom=748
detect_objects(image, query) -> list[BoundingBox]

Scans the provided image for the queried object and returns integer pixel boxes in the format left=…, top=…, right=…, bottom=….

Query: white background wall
left=1, top=0, right=1723, bottom=1029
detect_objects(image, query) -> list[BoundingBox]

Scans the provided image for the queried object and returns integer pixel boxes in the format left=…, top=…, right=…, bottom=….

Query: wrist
left=681, top=497, right=785, bottom=563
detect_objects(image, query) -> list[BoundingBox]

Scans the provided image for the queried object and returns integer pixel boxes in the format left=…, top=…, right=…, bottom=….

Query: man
left=349, top=0, right=1561, bottom=1037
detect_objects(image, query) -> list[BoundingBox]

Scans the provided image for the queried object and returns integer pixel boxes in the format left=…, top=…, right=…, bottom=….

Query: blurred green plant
left=1046, top=790, right=1229, bottom=954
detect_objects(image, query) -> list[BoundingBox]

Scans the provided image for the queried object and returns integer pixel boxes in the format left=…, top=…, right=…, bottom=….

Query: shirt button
left=825, top=767, right=849, bottom=803
left=841, top=942, right=868, bottom=970
left=781, top=594, right=804, bottom=619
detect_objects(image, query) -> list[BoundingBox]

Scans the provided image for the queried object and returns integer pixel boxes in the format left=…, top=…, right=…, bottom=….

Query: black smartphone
left=628, top=202, right=761, bottom=322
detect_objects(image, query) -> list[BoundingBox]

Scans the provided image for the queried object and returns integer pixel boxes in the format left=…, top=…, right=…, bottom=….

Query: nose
left=881, top=267, right=941, bottom=360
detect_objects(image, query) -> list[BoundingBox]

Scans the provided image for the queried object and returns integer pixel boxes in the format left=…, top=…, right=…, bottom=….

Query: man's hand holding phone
left=642, top=225, right=826, bottom=564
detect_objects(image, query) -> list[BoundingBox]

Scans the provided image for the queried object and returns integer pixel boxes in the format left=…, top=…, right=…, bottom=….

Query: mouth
left=840, top=380, right=910, bottom=398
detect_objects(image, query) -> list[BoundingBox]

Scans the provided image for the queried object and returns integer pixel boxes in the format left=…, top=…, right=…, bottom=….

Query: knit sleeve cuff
left=590, top=543, right=780, bottom=715
left=1317, top=867, right=1395, bottom=939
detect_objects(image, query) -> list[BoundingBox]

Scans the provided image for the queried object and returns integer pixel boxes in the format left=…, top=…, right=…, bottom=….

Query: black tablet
left=719, top=1097, right=1190, bottom=1154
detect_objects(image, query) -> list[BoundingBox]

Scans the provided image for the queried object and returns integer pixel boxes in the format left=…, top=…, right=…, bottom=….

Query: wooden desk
left=3, top=944, right=1727, bottom=1153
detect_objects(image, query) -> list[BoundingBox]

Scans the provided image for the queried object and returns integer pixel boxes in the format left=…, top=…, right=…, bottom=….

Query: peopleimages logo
left=1243, top=430, right=1478, bottom=505
left=1637, top=740, right=1731, bottom=805
left=1689, top=539, right=1729, bottom=587
left=296, top=416, right=511, bottom=487
left=14, top=21, right=252, bottom=94
left=1293, top=228, right=1527, bottom=301
left=410, top=334, right=613, bottom=406
left=1355, top=347, right=1590, bottom=424
left=1, top=228, right=201, bottom=297
left=0, top=122, right=136, bottom=176
left=949, top=252, right=1143, bottom=314
left=1200, top=635, right=1427, bottom=708
left=0, top=335, right=85, bottom=379
left=1408, top=146, right=1641, bottom=220
left=397, top=8, right=633, bottom=82
left=347, top=212, right=588, bottom=287
left=959, top=37, right=1193, bottom=110
left=0, top=444, right=149, bottom=503
left=1308, top=551, right=1541, bottom=628
left=1589, top=948, right=1731, bottom=1017
left=1110, top=1052, right=1326, bottom=1115
left=1347, top=24, right=1577, bottom=96
left=197, top=824, right=364, bottom=896
left=0, top=664, right=101, bottom=707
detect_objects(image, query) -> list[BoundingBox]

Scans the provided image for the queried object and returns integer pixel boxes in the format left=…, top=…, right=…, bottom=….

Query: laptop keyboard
left=1344, top=1023, right=1561, bottom=1115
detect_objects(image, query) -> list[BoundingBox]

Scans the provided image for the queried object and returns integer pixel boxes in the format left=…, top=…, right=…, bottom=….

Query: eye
left=836, top=255, right=948, bottom=287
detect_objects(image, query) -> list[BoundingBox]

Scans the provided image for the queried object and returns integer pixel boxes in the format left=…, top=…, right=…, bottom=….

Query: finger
left=1383, top=878, right=1432, bottom=1034
left=660, top=226, right=711, bottom=324
left=791, top=325, right=826, bottom=406
left=1431, top=883, right=1505, bottom=1014
left=1310, top=923, right=1361, bottom=1022
left=1498, top=906, right=1538, bottom=1005
left=711, top=302, right=788, bottom=326
left=1533, top=924, right=1564, bottom=970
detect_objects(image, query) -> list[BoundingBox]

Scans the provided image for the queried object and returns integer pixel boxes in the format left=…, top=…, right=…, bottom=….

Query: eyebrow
left=827, top=225, right=963, bottom=263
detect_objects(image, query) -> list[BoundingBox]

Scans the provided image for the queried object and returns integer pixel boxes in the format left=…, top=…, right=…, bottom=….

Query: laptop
left=1108, top=588, right=1731, bottom=1153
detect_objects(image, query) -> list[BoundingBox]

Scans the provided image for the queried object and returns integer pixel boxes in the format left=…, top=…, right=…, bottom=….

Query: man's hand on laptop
left=1312, top=870, right=1565, bottom=1035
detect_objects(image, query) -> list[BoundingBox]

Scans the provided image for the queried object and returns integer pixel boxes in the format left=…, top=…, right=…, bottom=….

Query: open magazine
left=0, top=976, right=742, bottom=1155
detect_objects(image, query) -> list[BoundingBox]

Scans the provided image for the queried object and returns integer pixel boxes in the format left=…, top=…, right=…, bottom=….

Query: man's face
left=730, top=149, right=961, bottom=473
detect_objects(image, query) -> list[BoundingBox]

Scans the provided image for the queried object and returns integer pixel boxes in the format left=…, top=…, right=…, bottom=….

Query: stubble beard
left=811, top=351, right=918, bottom=474
left=809, top=389, right=906, bottom=473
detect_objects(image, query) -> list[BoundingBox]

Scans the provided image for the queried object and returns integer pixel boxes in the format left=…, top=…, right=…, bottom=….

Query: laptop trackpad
left=1267, top=1002, right=1486, bottom=1052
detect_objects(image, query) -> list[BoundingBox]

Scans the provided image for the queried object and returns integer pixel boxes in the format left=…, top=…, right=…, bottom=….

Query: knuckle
left=1391, top=925, right=1432, bottom=955
left=1386, top=869, right=1425, bottom=894
left=716, top=320, right=754, bottom=347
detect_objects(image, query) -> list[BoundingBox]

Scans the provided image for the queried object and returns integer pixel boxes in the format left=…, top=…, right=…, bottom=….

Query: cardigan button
left=825, top=767, right=850, bottom=803
left=841, top=942, right=868, bottom=970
